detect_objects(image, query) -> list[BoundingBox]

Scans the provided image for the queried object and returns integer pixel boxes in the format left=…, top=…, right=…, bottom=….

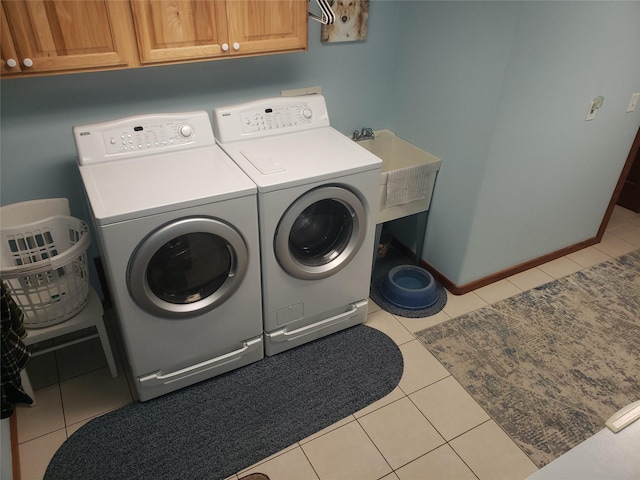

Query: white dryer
left=74, top=111, right=263, bottom=401
left=213, top=96, right=382, bottom=355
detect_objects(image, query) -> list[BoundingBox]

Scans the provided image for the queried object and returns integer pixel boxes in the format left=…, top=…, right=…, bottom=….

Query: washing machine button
left=277, top=303, right=304, bottom=326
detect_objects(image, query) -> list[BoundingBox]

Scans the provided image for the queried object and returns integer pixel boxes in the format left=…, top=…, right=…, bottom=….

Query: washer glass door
left=128, top=217, right=248, bottom=318
left=275, top=186, right=366, bottom=279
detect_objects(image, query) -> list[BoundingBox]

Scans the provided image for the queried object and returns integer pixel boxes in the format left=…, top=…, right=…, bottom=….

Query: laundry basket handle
left=0, top=216, right=89, bottom=278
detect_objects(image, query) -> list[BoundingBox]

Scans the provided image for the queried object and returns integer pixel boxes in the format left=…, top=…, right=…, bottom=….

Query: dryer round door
left=127, top=217, right=248, bottom=318
left=275, top=186, right=367, bottom=280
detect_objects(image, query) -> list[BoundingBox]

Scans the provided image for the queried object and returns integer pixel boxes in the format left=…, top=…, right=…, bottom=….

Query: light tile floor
left=14, top=205, right=640, bottom=480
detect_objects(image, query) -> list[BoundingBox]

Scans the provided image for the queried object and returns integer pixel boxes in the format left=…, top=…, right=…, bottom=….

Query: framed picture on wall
left=321, top=0, right=369, bottom=43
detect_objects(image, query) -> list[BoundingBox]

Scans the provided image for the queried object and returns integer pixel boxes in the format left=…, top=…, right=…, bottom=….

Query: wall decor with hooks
left=309, top=0, right=335, bottom=25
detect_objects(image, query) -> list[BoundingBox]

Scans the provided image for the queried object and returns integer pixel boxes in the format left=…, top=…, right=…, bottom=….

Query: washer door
left=128, top=217, right=248, bottom=318
left=275, top=186, right=366, bottom=280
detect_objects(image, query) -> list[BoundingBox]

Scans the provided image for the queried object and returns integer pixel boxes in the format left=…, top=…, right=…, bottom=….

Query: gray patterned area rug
left=416, top=250, right=640, bottom=468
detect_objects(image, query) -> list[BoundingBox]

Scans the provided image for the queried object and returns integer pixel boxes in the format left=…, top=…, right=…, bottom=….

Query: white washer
left=213, top=96, right=382, bottom=355
left=74, top=111, right=263, bottom=401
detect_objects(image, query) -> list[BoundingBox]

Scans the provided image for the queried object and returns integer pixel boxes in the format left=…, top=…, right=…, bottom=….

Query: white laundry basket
left=0, top=212, right=91, bottom=328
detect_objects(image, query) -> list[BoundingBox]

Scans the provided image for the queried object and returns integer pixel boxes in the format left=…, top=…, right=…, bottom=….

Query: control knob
left=302, top=108, right=312, bottom=119
left=179, top=124, right=193, bottom=138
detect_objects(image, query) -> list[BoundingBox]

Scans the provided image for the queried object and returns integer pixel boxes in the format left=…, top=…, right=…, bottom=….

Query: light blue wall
left=2, top=1, right=639, bottom=291
left=387, top=1, right=640, bottom=286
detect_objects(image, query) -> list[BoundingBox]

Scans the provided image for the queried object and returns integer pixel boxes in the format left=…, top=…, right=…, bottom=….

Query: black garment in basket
left=1, top=282, right=33, bottom=418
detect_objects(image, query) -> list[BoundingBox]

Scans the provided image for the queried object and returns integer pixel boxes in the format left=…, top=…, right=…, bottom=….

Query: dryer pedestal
left=265, top=300, right=368, bottom=356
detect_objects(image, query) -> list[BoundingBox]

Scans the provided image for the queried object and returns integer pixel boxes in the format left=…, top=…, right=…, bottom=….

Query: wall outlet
left=627, top=93, right=640, bottom=113
left=585, top=96, right=604, bottom=121
left=281, top=86, right=323, bottom=97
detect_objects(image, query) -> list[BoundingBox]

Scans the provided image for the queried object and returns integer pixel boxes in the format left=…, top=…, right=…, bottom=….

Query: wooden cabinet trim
left=1, top=4, right=22, bottom=73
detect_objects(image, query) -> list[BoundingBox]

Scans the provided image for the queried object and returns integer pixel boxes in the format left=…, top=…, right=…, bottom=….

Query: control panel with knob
left=74, top=111, right=216, bottom=165
left=213, top=95, right=331, bottom=143
left=237, top=104, right=312, bottom=133
left=101, top=120, right=196, bottom=155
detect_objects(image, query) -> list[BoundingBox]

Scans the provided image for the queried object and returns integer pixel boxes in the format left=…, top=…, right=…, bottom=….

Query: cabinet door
left=1, top=5, right=21, bottom=74
left=226, top=0, right=307, bottom=56
left=131, top=0, right=230, bottom=64
left=2, top=0, right=136, bottom=74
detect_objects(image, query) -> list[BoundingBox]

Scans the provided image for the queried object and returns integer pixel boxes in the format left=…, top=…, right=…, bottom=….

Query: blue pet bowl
left=380, top=265, right=439, bottom=310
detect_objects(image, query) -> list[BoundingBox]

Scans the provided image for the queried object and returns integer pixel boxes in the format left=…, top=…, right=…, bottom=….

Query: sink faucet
left=352, top=128, right=375, bottom=141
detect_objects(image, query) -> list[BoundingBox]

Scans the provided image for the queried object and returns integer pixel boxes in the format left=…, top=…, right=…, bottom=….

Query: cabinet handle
left=221, top=43, right=229, bottom=52
left=6, top=59, right=17, bottom=68
left=23, top=58, right=33, bottom=68
left=233, top=42, right=240, bottom=51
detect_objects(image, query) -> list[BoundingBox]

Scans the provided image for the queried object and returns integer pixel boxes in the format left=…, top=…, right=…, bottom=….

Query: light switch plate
left=627, top=93, right=640, bottom=113
left=585, top=96, right=604, bottom=121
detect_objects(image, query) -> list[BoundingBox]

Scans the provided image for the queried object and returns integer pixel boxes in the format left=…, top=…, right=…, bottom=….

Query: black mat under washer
left=45, top=325, right=403, bottom=480
left=370, top=246, right=447, bottom=318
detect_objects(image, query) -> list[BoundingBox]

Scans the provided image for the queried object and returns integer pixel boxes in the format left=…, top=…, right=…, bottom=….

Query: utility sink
left=357, top=129, right=441, bottom=224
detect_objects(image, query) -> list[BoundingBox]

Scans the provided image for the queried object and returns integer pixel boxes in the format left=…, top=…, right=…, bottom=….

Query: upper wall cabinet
left=1, top=0, right=137, bottom=76
left=131, top=0, right=308, bottom=64
left=1, top=0, right=308, bottom=78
